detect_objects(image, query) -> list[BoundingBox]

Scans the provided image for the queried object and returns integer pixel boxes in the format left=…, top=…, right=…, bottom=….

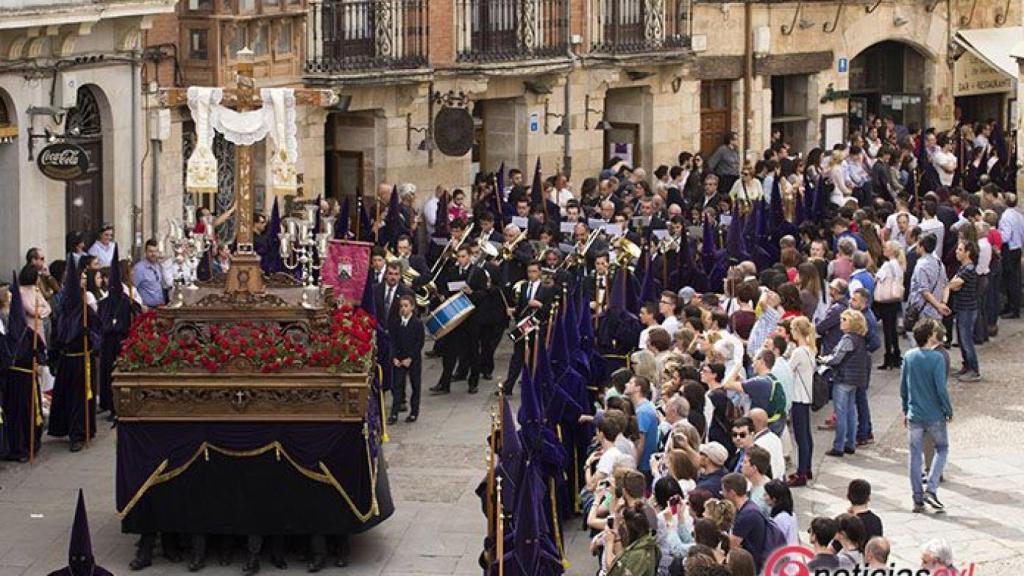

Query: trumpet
left=560, top=228, right=601, bottom=271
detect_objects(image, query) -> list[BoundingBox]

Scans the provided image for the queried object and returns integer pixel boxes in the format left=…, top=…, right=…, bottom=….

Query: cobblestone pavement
left=1, top=321, right=1023, bottom=575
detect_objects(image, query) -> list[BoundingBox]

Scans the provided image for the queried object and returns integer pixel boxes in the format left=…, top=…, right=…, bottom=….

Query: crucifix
left=161, top=48, right=337, bottom=295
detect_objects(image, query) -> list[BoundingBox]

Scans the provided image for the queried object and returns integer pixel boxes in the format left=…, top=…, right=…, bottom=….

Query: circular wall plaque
left=433, top=106, right=474, bottom=157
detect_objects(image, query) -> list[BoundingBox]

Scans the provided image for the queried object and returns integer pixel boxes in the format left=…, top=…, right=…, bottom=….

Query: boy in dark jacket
left=389, top=296, right=424, bottom=424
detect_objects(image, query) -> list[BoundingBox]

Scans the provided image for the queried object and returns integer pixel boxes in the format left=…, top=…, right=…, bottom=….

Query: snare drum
left=426, top=293, right=475, bottom=339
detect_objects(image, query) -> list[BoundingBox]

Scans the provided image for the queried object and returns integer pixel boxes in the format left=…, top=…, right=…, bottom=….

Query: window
left=252, top=21, right=269, bottom=56
left=275, top=20, right=293, bottom=54
left=188, top=0, right=213, bottom=10
left=264, top=0, right=280, bottom=5
left=237, top=0, right=255, bottom=12
left=229, top=24, right=249, bottom=57
left=189, top=29, right=209, bottom=60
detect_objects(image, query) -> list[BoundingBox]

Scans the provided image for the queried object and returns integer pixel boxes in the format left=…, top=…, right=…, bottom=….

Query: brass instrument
left=385, top=249, right=421, bottom=286
left=416, top=223, right=475, bottom=307
left=496, top=229, right=528, bottom=263
left=559, top=228, right=601, bottom=271
left=612, top=236, right=641, bottom=268
left=478, top=234, right=499, bottom=259
left=657, top=234, right=682, bottom=255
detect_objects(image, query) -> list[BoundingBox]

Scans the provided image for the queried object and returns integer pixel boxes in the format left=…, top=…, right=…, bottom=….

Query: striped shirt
left=909, top=253, right=947, bottom=319
left=952, top=263, right=978, bottom=312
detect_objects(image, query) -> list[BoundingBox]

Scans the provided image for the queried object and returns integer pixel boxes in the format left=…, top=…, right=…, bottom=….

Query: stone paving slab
left=3, top=323, right=1024, bottom=575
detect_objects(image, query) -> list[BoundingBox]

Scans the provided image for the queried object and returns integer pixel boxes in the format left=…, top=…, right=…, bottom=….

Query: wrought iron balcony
left=455, top=0, right=569, bottom=64
left=305, top=0, right=429, bottom=75
left=589, top=0, right=690, bottom=54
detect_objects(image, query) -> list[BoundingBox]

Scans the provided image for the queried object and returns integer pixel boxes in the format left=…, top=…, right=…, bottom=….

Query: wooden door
left=65, top=140, right=103, bottom=238
left=700, top=81, right=732, bottom=158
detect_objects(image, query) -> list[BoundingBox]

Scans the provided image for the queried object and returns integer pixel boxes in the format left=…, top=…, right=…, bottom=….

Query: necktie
left=528, top=282, right=536, bottom=302
left=386, top=287, right=394, bottom=315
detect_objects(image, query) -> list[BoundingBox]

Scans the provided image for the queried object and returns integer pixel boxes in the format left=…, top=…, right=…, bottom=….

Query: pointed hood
left=55, top=255, right=83, bottom=348
left=5, top=270, right=30, bottom=363
left=335, top=196, right=350, bottom=239
left=49, top=489, right=113, bottom=576
left=639, top=250, right=661, bottom=304
left=496, top=161, right=507, bottom=219
left=357, top=194, right=373, bottom=242
left=261, top=197, right=283, bottom=274
left=359, top=265, right=376, bottom=319
left=726, top=202, right=749, bottom=262
left=498, top=390, right=524, bottom=509
left=702, top=214, right=715, bottom=276
left=530, top=157, right=543, bottom=212
left=100, top=245, right=123, bottom=330
left=769, top=174, right=784, bottom=233
left=384, top=184, right=401, bottom=248
left=433, top=189, right=449, bottom=238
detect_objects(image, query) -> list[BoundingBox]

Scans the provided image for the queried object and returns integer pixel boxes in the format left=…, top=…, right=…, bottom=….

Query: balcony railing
left=589, top=0, right=690, bottom=54
left=306, top=0, right=429, bottom=74
left=455, top=0, right=569, bottom=63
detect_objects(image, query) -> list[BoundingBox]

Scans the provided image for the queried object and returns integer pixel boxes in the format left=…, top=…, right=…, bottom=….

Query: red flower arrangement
left=118, top=306, right=377, bottom=374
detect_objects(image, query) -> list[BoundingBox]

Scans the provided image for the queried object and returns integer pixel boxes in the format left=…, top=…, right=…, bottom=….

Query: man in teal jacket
left=901, top=319, right=954, bottom=514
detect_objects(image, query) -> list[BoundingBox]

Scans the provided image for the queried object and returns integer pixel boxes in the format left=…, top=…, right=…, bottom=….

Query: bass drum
left=426, top=293, right=475, bottom=339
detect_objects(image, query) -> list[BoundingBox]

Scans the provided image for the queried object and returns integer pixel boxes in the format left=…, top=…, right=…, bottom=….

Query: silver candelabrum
left=279, top=203, right=335, bottom=307
left=162, top=205, right=213, bottom=306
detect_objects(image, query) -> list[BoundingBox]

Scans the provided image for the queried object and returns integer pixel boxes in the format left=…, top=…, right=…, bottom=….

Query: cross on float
left=159, top=48, right=338, bottom=295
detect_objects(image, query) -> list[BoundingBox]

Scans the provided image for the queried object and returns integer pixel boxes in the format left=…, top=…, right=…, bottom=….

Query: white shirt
left=977, top=237, right=992, bottom=275
left=933, top=150, right=957, bottom=186
left=885, top=211, right=919, bottom=240
left=88, top=241, right=117, bottom=267
left=422, top=196, right=439, bottom=235
left=661, top=315, right=681, bottom=337
left=788, top=346, right=815, bottom=405
left=525, top=280, right=539, bottom=302
left=639, top=325, right=656, bottom=350
left=754, top=429, right=786, bottom=480
left=919, top=218, right=945, bottom=258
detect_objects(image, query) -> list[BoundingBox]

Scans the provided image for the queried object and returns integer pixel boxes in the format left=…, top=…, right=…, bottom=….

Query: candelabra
left=279, top=203, right=335, bottom=307
left=162, top=205, right=213, bottom=306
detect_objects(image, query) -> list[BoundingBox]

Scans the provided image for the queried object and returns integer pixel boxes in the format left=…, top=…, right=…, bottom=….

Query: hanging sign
left=37, top=142, right=89, bottom=181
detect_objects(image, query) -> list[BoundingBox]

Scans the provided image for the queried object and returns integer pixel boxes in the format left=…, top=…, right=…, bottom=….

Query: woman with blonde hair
left=828, top=150, right=853, bottom=205
left=821, top=309, right=869, bottom=458
left=787, top=316, right=818, bottom=486
left=874, top=240, right=906, bottom=370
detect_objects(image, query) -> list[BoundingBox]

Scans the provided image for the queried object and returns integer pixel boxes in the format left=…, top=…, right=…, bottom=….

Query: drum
left=507, top=313, right=538, bottom=343
left=426, top=293, right=475, bottom=339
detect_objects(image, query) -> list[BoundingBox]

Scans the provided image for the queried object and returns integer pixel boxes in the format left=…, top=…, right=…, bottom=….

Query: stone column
left=1014, top=41, right=1024, bottom=192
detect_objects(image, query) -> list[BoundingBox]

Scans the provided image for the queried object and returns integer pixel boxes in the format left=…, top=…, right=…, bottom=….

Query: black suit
left=388, top=315, right=424, bottom=417
left=374, top=281, right=412, bottom=331
left=433, top=264, right=473, bottom=392
left=502, top=280, right=554, bottom=395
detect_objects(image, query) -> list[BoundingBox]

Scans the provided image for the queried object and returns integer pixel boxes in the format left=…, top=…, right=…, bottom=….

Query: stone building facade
left=0, top=0, right=177, bottom=274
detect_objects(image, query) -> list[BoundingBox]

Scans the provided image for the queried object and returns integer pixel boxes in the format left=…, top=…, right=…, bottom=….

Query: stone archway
left=848, top=40, right=932, bottom=132
left=0, top=88, right=20, bottom=274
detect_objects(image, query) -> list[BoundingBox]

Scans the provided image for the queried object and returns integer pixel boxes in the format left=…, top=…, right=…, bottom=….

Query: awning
left=954, top=26, right=1023, bottom=79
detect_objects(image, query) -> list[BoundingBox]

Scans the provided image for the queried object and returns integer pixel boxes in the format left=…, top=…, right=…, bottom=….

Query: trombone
left=416, top=223, right=474, bottom=307
left=559, top=228, right=601, bottom=271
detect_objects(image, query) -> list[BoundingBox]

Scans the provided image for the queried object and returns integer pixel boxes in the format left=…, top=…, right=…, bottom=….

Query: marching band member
left=501, top=261, right=554, bottom=396
left=429, top=246, right=475, bottom=395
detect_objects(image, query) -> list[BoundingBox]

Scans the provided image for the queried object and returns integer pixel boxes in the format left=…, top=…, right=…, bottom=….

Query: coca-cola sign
left=37, top=142, right=89, bottom=181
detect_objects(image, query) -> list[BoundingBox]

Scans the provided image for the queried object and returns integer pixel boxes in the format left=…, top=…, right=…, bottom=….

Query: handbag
left=811, top=366, right=832, bottom=412
left=874, top=267, right=904, bottom=303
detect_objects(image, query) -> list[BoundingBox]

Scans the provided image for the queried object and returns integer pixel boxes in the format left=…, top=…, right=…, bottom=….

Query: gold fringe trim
left=549, top=477, right=570, bottom=570
left=117, top=435, right=380, bottom=522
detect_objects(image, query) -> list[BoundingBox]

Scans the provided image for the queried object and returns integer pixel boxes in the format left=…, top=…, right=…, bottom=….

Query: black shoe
left=334, top=556, right=349, bottom=568
left=844, top=447, right=856, bottom=455
left=307, top=555, right=326, bottom=573
left=188, top=556, right=206, bottom=572
left=912, top=501, right=926, bottom=513
left=387, top=415, right=398, bottom=425
left=219, top=550, right=233, bottom=566
left=825, top=449, right=844, bottom=457
left=242, top=555, right=260, bottom=575
left=405, top=414, right=418, bottom=423
left=923, top=490, right=945, bottom=511
left=130, top=550, right=153, bottom=571
left=270, top=555, right=287, bottom=570
left=876, top=363, right=889, bottom=370
left=429, top=386, right=450, bottom=396
left=468, top=383, right=479, bottom=394
left=70, top=441, right=84, bottom=453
